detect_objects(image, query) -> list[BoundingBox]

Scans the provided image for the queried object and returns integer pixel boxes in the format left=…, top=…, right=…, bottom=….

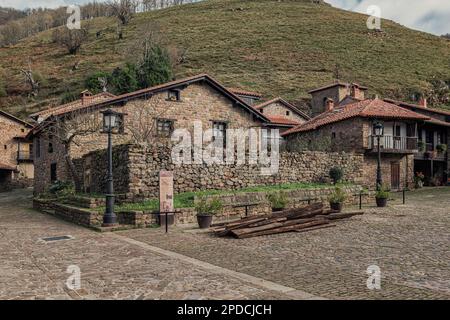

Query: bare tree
left=40, top=110, right=103, bottom=190
left=108, top=0, right=138, bottom=25
left=52, top=24, right=89, bottom=54
left=20, top=63, right=40, bottom=96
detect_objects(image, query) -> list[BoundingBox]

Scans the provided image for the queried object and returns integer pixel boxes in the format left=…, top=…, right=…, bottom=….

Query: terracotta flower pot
left=376, top=197, right=387, bottom=208
left=197, top=214, right=213, bottom=229
left=330, top=202, right=343, bottom=212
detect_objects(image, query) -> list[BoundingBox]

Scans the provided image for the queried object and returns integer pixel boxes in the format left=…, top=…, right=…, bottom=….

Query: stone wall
left=76, top=144, right=369, bottom=201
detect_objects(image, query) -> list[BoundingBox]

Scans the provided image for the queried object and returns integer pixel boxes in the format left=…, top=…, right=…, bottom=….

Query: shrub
left=137, top=44, right=173, bottom=89
left=375, top=185, right=390, bottom=199
left=109, top=63, right=139, bottom=95
left=60, top=91, right=79, bottom=104
left=0, top=79, right=6, bottom=97
left=194, top=196, right=223, bottom=216
left=436, top=144, right=447, bottom=153
left=48, top=180, right=75, bottom=199
left=329, top=167, right=343, bottom=184
left=85, top=71, right=110, bottom=94
left=417, top=140, right=425, bottom=152
left=267, top=192, right=288, bottom=210
left=328, top=187, right=346, bottom=204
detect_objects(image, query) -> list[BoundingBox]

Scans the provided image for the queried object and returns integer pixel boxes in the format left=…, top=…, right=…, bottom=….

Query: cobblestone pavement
left=0, top=189, right=301, bottom=300
left=119, top=188, right=450, bottom=300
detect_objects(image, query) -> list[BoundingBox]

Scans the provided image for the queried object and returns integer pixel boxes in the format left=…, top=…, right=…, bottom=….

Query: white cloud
left=326, top=0, right=450, bottom=35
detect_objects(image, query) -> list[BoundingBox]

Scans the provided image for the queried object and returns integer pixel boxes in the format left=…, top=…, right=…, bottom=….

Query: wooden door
left=391, top=162, right=400, bottom=190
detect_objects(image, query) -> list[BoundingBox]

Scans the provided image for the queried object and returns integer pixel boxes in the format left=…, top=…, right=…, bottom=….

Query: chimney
left=81, top=90, right=93, bottom=106
left=325, top=98, right=334, bottom=111
left=350, top=83, right=362, bottom=99
left=419, top=97, right=427, bottom=108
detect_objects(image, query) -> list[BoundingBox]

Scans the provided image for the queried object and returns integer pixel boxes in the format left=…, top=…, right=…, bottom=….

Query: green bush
left=417, top=140, right=425, bottom=152
left=109, top=63, right=139, bottom=95
left=436, top=144, right=447, bottom=153
left=375, top=185, right=390, bottom=199
left=328, top=187, right=346, bottom=204
left=137, top=44, right=173, bottom=89
left=194, top=196, right=223, bottom=216
left=267, top=192, right=288, bottom=210
left=329, top=167, right=343, bottom=184
left=84, top=71, right=110, bottom=94
left=48, top=180, right=75, bottom=199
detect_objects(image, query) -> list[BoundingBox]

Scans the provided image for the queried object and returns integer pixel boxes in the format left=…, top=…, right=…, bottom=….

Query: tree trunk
left=63, top=145, right=82, bottom=192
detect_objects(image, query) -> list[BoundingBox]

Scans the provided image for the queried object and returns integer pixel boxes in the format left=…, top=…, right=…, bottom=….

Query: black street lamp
left=374, top=121, right=384, bottom=191
left=101, top=109, right=124, bottom=227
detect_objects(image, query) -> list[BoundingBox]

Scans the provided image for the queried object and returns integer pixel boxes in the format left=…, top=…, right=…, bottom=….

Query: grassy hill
left=1, top=0, right=450, bottom=118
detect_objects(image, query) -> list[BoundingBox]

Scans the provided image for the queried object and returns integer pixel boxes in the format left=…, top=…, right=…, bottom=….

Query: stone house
left=0, top=110, right=34, bottom=191
left=28, top=74, right=297, bottom=194
left=309, top=81, right=368, bottom=117
left=282, top=98, right=430, bottom=190
left=253, top=97, right=310, bottom=131
left=385, top=98, right=450, bottom=186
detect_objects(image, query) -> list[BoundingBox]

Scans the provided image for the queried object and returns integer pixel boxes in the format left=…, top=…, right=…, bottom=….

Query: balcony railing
left=368, top=135, right=418, bottom=152
left=17, top=151, right=33, bottom=161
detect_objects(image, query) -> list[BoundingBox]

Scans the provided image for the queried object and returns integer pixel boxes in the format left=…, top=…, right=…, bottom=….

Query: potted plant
left=417, top=141, right=425, bottom=152
left=436, top=144, right=447, bottom=154
left=375, top=186, right=390, bottom=208
left=267, top=192, right=288, bottom=212
left=328, top=187, right=346, bottom=212
left=414, top=172, right=425, bottom=189
left=194, top=196, right=223, bottom=229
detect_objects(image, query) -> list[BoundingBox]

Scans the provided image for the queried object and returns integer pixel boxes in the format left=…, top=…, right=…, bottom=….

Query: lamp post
left=100, top=109, right=124, bottom=227
left=374, top=121, right=384, bottom=191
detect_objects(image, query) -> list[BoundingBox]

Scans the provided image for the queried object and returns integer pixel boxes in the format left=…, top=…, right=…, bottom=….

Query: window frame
left=155, top=118, right=175, bottom=138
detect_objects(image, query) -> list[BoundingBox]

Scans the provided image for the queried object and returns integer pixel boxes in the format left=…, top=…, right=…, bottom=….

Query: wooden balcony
left=367, top=135, right=418, bottom=154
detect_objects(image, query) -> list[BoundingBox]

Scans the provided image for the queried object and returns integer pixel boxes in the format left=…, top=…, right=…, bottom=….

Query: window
left=48, top=132, right=54, bottom=153
left=50, top=163, right=57, bottom=182
left=3, top=145, right=6, bottom=150
left=167, top=90, right=181, bottom=101
left=286, top=111, right=290, bottom=116
left=395, top=125, right=401, bottom=137
left=331, top=132, right=336, bottom=139
left=36, top=138, right=41, bottom=158
left=156, top=119, right=174, bottom=137
left=21, top=128, right=25, bottom=133
left=212, top=121, right=227, bottom=147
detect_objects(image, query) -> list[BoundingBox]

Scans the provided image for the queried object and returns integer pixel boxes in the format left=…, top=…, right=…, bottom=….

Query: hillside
left=1, top=0, right=450, bottom=119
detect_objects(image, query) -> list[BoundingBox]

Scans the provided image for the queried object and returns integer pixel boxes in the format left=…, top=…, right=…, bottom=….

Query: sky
left=325, top=0, right=450, bottom=35
left=1, top=0, right=449, bottom=36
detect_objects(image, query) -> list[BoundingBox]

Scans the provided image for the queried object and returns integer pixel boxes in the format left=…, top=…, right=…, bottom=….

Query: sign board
left=159, top=171, right=174, bottom=213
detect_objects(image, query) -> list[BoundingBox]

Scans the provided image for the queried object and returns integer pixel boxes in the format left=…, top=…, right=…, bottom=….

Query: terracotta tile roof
left=282, top=99, right=430, bottom=136
left=30, top=92, right=117, bottom=120
left=307, top=81, right=368, bottom=94
left=254, top=97, right=310, bottom=120
left=228, top=88, right=262, bottom=98
left=0, top=162, right=16, bottom=171
left=384, top=98, right=450, bottom=117
left=266, top=116, right=301, bottom=126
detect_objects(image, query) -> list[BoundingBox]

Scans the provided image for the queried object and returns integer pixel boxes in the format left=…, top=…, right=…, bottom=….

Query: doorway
left=391, top=162, right=400, bottom=190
